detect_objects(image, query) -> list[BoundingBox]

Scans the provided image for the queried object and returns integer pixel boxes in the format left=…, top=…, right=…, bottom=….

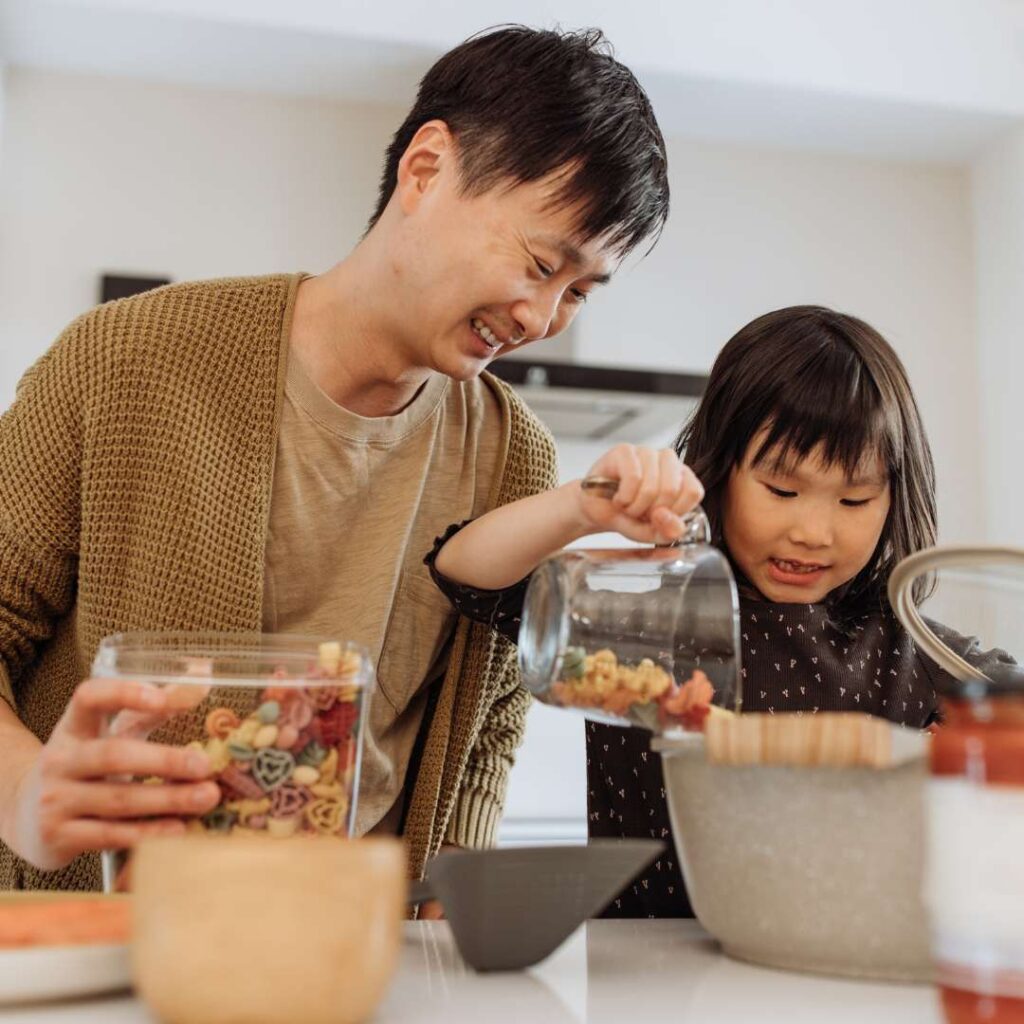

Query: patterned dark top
left=425, top=524, right=1015, bottom=918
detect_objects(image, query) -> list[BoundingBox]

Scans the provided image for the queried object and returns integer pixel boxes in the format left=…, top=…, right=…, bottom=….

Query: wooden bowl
left=131, top=836, right=405, bottom=1024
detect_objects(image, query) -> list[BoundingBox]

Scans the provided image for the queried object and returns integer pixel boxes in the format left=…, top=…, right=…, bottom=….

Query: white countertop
left=0, top=920, right=944, bottom=1023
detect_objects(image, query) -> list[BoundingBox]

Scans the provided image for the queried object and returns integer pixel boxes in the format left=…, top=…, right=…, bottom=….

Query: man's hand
left=416, top=842, right=465, bottom=920
left=417, top=899, right=445, bottom=920
left=1, top=679, right=220, bottom=872
left=578, top=444, right=704, bottom=544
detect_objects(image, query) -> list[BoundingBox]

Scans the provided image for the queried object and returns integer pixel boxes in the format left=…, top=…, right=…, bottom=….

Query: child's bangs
left=749, top=355, right=900, bottom=483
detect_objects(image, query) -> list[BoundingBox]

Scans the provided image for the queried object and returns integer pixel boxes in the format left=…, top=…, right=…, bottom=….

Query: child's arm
left=434, top=444, right=703, bottom=590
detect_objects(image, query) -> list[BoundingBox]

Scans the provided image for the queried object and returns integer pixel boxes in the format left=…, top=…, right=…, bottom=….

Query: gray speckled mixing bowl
left=655, top=736, right=932, bottom=982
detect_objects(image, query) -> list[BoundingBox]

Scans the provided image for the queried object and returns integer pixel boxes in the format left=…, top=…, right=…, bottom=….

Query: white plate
left=0, top=941, right=131, bottom=1004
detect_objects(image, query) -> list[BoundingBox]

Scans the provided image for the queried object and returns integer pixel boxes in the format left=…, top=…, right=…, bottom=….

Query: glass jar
left=92, top=632, right=373, bottom=891
left=518, top=509, right=741, bottom=731
left=890, top=548, right=1024, bottom=1024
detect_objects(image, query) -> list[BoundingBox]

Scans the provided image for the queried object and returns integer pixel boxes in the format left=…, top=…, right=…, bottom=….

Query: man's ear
left=396, top=120, right=455, bottom=215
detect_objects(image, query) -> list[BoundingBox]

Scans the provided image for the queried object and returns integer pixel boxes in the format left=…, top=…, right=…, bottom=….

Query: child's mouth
left=771, top=558, right=826, bottom=575
left=767, top=558, right=829, bottom=585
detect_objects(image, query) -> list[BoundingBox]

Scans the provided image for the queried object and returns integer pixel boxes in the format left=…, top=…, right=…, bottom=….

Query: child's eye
left=568, top=288, right=589, bottom=304
left=766, top=485, right=797, bottom=499
left=840, top=498, right=872, bottom=508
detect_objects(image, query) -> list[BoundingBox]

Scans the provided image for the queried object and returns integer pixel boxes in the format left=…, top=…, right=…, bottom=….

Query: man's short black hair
left=369, top=25, right=669, bottom=257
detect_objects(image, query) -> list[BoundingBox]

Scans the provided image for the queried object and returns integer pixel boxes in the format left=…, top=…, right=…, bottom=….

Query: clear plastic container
left=92, top=632, right=373, bottom=890
left=518, top=509, right=741, bottom=732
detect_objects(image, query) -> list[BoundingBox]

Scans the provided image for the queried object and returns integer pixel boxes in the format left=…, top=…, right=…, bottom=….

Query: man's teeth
left=472, top=318, right=500, bottom=347
left=774, top=559, right=823, bottom=574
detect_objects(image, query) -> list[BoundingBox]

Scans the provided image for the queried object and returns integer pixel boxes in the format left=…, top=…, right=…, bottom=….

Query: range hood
left=487, top=360, right=707, bottom=442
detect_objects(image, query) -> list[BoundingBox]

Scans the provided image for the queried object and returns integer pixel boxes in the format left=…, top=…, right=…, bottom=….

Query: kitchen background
left=1, top=0, right=1022, bottom=845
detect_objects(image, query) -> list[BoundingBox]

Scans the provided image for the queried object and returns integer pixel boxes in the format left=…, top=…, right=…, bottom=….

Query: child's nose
left=787, top=513, right=834, bottom=549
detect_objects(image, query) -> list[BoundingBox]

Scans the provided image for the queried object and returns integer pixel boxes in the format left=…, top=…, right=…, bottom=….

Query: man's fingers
left=161, top=683, right=212, bottom=712
left=107, top=707, right=172, bottom=741
left=106, top=684, right=210, bottom=740
left=47, top=737, right=212, bottom=782
left=59, top=779, right=221, bottom=819
left=54, top=817, right=189, bottom=856
left=62, top=679, right=167, bottom=739
left=417, top=899, right=446, bottom=920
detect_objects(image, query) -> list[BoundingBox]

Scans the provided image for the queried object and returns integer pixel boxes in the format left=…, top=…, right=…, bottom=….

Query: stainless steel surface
left=888, top=545, right=1024, bottom=684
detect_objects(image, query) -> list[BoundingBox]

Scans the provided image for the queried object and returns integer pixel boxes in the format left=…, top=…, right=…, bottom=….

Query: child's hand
left=578, top=445, right=704, bottom=544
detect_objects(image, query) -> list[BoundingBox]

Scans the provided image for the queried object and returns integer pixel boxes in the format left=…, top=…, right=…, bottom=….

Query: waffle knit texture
left=0, top=273, right=558, bottom=890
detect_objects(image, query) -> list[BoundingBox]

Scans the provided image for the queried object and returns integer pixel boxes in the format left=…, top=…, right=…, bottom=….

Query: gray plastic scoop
left=408, top=839, right=662, bottom=971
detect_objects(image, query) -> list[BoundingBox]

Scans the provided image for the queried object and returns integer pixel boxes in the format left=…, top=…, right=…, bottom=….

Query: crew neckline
left=284, top=346, right=450, bottom=444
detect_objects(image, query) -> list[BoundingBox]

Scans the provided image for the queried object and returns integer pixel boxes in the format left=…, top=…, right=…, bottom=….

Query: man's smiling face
left=391, top=134, right=619, bottom=381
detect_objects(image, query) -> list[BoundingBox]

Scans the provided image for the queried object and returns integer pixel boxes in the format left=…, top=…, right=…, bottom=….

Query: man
left=0, top=25, right=669, bottom=890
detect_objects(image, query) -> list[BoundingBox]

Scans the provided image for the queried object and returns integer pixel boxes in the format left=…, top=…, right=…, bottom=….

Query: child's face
left=722, top=435, right=891, bottom=604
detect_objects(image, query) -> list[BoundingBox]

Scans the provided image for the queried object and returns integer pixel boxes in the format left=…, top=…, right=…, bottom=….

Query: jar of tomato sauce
left=890, top=548, right=1024, bottom=1024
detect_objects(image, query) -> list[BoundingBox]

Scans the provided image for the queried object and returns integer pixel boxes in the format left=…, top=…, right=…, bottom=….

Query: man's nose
left=511, top=291, right=561, bottom=342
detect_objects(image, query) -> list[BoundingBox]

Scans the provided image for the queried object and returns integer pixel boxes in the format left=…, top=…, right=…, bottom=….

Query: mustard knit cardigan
left=0, top=274, right=558, bottom=890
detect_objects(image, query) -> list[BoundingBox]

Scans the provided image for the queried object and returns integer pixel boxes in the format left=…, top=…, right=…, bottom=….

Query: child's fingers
left=602, top=445, right=643, bottom=508
left=650, top=505, right=685, bottom=542
left=622, top=447, right=661, bottom=518
left=605, top=515, right=659, bottom=545
left=655, top=449, right=684, bottom=510
left=670, top=464, right=705, bottom=515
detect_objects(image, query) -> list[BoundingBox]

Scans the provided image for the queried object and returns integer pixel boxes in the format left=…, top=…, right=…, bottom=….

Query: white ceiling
left=3, top=0, right=1024, bottom=162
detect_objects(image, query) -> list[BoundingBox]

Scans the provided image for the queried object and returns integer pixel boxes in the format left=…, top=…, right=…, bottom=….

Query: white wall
left=0, top=67, right=403, bottom=400
left=0, top=63, right=7, bottom=173
left=577, top=140, right=981, bottom=545
left=971, top=125, right=1024, bottom=547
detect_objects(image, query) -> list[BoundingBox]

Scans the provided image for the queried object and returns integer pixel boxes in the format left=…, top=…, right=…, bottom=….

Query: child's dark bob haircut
left=676, top=305, right=937, bottom=618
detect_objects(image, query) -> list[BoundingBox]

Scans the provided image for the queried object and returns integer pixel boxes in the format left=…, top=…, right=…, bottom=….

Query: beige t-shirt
left=262, top=351, right=502, bottom=834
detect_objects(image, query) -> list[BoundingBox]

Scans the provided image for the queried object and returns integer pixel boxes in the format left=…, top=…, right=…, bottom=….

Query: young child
left=427, top=305, right=1013, bottom=918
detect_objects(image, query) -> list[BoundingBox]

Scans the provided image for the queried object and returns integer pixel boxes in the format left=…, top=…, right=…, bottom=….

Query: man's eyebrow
left=536, top=235, right=612, bottom=285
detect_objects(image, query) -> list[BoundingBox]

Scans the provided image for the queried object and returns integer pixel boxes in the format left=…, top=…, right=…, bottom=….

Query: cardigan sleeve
left=425, top=526, right=534, bottom=847
left=0, top=322, right=86, bottom=710
left=444, top=633, right=532, bottom=848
